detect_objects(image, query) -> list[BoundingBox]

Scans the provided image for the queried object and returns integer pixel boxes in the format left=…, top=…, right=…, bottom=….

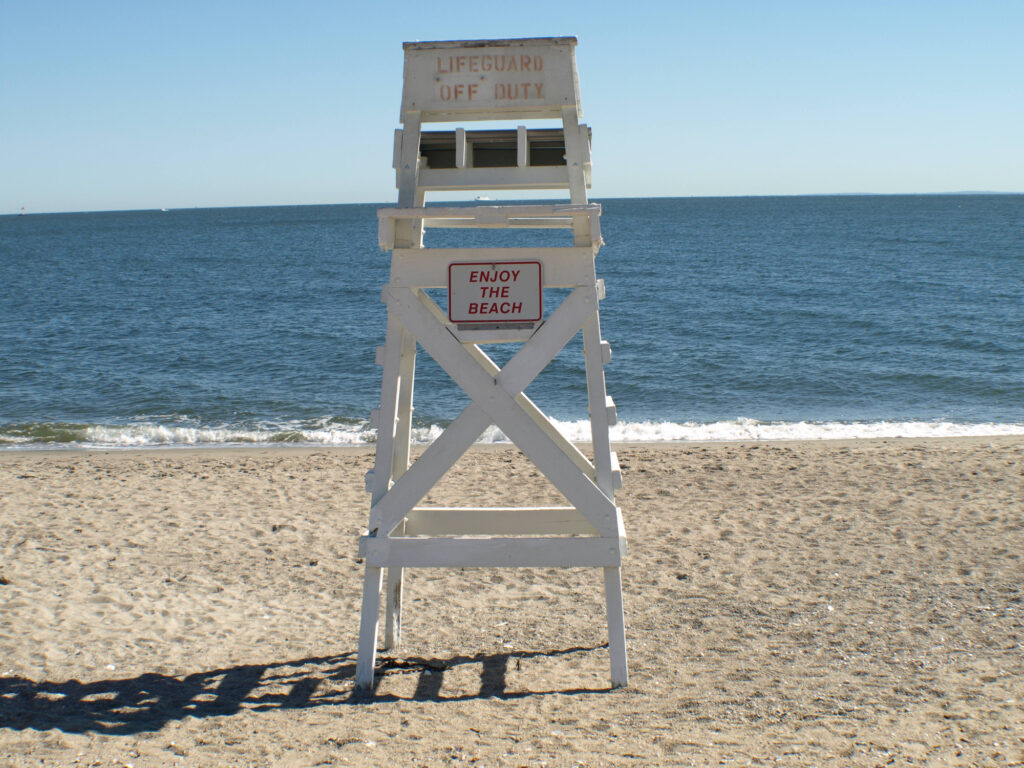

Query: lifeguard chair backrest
left=401, top=37, right=581, bottom=123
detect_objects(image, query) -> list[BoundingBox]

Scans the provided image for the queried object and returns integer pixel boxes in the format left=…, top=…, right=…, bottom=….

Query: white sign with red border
left=448, top=261, right=542, bottom=324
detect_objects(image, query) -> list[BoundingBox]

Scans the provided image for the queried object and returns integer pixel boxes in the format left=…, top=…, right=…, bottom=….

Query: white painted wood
left=385, top=287, right=618, bottom=535
left=393, top=111, right=421, bottom=251
left=455, top=127, right=467, bottom=169
left=424, top=217, right=574, bottom=229
left=610, top=451, right=623, bottom=490
left=355, top=565, right=383, bottom=689
left=371, top=287, right=597, bottom=536
left=404, top=506, right=597, bottom=536
left=452, top=327, right=538, bottom=344
left=357, top=37, right=627, bottom=690
left=605, top=395, right=618, bottom=426
left=363, top=535, right=625, bottom=568
left=392, top=129, right=403, bottom=170
left=384, top=519, right=404, bottom=650
left=381, top=203, right=599, bottom=221
left=417, top=166, right=571, bottom=191
left=390, top=247, right=596, bottom=289
left=603, top=566, right=629, bottom=688
left=579, top=123, right=593, bottom=188
left=380, top=206, right=600, bottom=251
left=393, top=329, right=417, bottom=480
left=383, top=328, right=417, bottom=652
left=401, top=38, right=580, bottom=122
left=367, top=314, right=404, bottom=531
left=372, top=402, right=491, bottom=537
left=560, top=106, right=590, bottom=245
left=463, top=343, right=596, bottom=481
left=395, top=115, right=420, bottom=208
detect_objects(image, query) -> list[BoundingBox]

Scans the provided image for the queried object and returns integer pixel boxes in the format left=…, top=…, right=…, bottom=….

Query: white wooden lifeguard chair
left=356, top=37, right=628, bottom=690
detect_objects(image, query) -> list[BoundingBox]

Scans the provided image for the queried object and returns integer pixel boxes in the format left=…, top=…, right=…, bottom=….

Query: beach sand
left=1, top=438, right=1022, bottom=766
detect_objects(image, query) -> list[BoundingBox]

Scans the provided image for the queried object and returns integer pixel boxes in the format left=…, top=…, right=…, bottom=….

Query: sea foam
left=4, top=417, right=1022, bottom=449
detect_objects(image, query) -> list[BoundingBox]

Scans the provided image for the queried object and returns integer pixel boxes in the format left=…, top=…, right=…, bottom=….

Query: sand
left=1, top=437, right=1022, bottom=767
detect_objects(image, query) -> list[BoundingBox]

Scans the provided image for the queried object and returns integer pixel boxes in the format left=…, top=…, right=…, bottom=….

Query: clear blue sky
left=2, top=0, right=1022, bottom=214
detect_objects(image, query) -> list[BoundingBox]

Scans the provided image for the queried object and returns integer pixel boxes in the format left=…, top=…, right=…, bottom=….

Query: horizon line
left=4, top=190, right=1023, bottom=217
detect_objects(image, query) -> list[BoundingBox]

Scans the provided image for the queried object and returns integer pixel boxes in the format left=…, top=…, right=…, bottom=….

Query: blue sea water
left=1, top=195, right=1023, bottom=448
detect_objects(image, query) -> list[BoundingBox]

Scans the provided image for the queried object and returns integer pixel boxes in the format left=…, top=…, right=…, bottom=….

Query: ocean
left=2, top=195, right=1022, bottom=449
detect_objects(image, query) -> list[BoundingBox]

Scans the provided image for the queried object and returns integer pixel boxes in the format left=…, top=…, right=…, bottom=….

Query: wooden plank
left=372, top=402, right=491, bottom=537
left=393, top=329, right=417, bottom=480
left=583, top=314, right=615, bottom=499
left=404, top=506, right=598, bottom=536
left=439, top=287, right=596, bottom=471
left=423, top=217, right=575, bottom=229
left=455, top=127, right=467, bottom=169
left=393, top=112, right=421, bottom=250
left=390, top=247, right=597, bottom=289
left=384, top=524, right=405, bottom=650
left=380, top=203, right=600, bottom=219
left=453, top=327, right=538, bottom=344
left=371, top=288, right=593, bottom=534
left=355, top=565, right=383, bottom=689
left=603, top=566, right=629, bottom=688
left=386, top=287, right=618, bottom=535
left=363, top=535, right=625, bottom=568
left=401, top=38, right=580, bottom=123
left=417, top=166, right=570, bottom=191
left=392, top=129, right=403, bottom=170
left=367, top=314, right=405, bottom=527
left=610, top=451, right=623, bottom=490
left=467, top=344, right=596, bottom=480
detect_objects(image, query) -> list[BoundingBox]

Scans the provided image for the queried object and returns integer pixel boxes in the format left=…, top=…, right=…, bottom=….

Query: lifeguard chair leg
left=384, top=330, right=416, bottom=650
left=384, top=533, right=404, bottom=650
left=603, top=565, right=628, bottom=688
left=356, top=565, right=384, bottom=689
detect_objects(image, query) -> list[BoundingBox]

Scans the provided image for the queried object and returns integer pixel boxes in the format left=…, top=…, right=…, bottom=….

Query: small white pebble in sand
left=106, top=664, right=116, bottom=671
left=827, top=605, right=834, bottom=612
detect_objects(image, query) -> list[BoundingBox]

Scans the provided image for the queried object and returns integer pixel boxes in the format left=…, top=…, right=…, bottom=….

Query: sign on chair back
left=356, top=37, right=628, bottom=690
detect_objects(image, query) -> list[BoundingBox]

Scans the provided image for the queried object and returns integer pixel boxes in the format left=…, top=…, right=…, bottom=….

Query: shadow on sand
left=1, top=645, right=609, bottom=735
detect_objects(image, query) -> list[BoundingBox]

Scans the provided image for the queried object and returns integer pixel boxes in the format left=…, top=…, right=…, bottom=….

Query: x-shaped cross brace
left=364, top=283, right=618, bottom=542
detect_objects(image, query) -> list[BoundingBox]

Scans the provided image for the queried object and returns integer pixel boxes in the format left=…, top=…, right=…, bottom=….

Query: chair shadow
left=1, top=645, right=610, bottom=735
